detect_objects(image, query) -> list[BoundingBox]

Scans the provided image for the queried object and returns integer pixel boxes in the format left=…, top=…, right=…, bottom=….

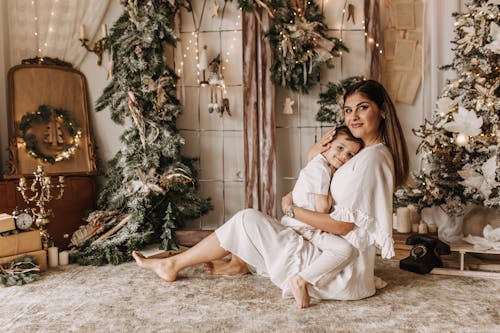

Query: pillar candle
left=412, top=223, right=419, bottom=233
left=408, top=205, right=420, bottom=225
left=418, top=223, right=428, bottom=234
left=59, top=251, right=69, bottom=266
left=48, top=246, right=59, bottom=267
left=428, top=223, right=437, bottom=233
left=392, top=213, right=398, bottom=230
left=396, top=207, right=411, bottom=233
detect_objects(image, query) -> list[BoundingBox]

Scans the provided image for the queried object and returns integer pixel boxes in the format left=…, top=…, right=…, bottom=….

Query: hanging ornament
left=199, top=45, right=209, bottom=86
left=210, top=0, right=220, bottom=17
left=455, top=132, right=469, bottom=146
left=347, top=3, right=355, bottom=24
left=282, top=97, right=295, bottom=115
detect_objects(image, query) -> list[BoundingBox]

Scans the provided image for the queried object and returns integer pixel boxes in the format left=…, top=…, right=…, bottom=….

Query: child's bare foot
left=288, top=274, right=310, bottom=309
left=132, top=251, right=177, bottom=282
left=204, top=258, right=249, bottom=276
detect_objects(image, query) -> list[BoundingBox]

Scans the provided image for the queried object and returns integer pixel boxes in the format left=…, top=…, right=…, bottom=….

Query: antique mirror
left=6, top=57, right=97, bottom=177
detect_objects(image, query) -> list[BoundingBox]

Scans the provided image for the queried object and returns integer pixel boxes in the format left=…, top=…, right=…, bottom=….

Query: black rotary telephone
left=399, top=235, right=451, bottom=274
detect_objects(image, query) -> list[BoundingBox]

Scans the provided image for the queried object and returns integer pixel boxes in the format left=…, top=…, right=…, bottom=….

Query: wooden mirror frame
left=5, top=57, right=97, bottom=178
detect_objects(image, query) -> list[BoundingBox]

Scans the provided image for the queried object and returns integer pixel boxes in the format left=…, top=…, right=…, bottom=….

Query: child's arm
left=313, top=194, right=331, bottom=213
left=313, top=167, right=335, bottom=213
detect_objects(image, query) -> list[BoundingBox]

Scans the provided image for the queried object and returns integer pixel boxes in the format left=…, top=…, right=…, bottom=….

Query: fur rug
left=1, top=257, right=499, bottom=333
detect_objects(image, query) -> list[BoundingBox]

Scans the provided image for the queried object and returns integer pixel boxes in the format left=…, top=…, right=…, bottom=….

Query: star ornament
left=442, top=106, right=483, bottom=137
left=210, top=0, right=219, bottom=17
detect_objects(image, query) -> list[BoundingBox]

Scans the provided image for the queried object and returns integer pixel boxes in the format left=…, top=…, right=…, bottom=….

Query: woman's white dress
left=215, top=143, right=395, bottom=300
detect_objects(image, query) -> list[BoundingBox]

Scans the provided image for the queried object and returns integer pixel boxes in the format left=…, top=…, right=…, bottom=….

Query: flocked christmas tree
left=395, top=0, right=499, bottom=215
left=70, top=0, right=211, bottom=265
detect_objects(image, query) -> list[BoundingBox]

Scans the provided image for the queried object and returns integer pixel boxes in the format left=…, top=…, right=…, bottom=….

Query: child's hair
left=334, top=125, right=364, bottom=149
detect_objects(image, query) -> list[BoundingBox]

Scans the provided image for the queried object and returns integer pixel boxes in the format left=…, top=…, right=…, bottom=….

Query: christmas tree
left=395, top=0, right=499, bottom=215
left=71, top=0, right=211, bottom=265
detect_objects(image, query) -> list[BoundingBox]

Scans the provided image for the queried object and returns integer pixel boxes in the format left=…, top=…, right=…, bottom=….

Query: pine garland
left=71, top=0, right=211, bottom=266
left=316, top=76, right=365, bottom=125
left=18, top=104, right=81, bottom=164
left=0, top=255, right=40, bottom=287
left=238, top=0, right=348, bottom=93
left=394, top=0, right=500, bottom=214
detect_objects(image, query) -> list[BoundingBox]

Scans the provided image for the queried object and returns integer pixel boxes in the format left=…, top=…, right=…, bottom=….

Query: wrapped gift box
left=0, top=229, right=42, bottom=257
left=0, top=213, right=16, bottom=233
left=0, top=249, right=47, bottom=271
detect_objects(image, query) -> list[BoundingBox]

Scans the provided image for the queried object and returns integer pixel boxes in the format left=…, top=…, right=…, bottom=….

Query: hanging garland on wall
left=316, top=75, right=365, bottom=125
left=237, top=0, right=348, bottom=93
left=18, top=104, right=81, bottom=164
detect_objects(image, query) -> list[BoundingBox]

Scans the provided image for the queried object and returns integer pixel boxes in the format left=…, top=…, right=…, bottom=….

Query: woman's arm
left=282, top=192, right=354, bottom=236
left=306, top=128, right=336, bottom=162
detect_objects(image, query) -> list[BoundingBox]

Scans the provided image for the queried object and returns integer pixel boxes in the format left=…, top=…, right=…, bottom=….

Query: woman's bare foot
left=288, top=274, right=310, bottom=309
left=204, top=257, right=249, bottom=276
left=132, top=251, right=178, bottom=282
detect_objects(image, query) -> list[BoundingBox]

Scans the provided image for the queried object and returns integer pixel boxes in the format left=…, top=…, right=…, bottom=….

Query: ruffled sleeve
left=330, top=206, right=395, bottom=259
left=328, top=144, right=395, bottom=259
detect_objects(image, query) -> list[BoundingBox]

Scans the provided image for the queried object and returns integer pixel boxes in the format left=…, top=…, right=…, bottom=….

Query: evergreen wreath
left=238, top=0, right=348, bottom=93
left=18, top=104, right=81, bottom=164
left=316, top=76, right=365, bottom=125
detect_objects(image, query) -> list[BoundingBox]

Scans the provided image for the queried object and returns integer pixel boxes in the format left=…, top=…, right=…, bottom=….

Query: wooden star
left=210, top=0, right=219, bottom=17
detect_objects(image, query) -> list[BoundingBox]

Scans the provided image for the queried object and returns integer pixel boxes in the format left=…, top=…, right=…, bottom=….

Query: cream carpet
left=1, top=257, right=499, bottom=333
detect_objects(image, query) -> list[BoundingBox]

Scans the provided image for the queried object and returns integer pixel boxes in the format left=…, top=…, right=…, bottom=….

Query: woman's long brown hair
left=344, top=80, right=409, bottom=187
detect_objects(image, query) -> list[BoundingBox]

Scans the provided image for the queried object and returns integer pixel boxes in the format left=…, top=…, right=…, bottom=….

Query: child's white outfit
left=280, top=154, right=354, bottom=286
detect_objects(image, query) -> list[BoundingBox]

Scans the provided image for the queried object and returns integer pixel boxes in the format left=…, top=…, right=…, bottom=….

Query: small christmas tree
left=395, top=0, right=499, bottom=215
left=71, top=0, right=211, bottom=265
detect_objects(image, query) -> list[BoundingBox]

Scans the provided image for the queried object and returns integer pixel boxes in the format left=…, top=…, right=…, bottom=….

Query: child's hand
left=307, top=128, right=336, bottom=161
left=281, top=192, right=293, bottom=214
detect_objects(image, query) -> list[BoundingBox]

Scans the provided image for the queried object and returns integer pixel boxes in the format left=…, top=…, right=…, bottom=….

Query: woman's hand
left=307, top=127, right=336, bottom=161
left=281, top=192, right=293, bottom=214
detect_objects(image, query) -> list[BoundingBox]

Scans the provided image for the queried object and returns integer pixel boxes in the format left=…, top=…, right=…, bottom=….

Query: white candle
left=418, top=223, right=428, bottom=234
left=412, top=223, right=419, bottom=233
left=80, top=25, right=85, bottom=40
left=48, top=246, right=59, bottom=267
left=59, top=251, right=69, bottom=266
left=392, top=213, right=398, bottom=230
left=428, top=223, right=437, bottom=233
left=102, top=24, right=108, bottom=37
left=408, top=205, right=420, bottom=225
left=396, top=207, right=411, bottom=233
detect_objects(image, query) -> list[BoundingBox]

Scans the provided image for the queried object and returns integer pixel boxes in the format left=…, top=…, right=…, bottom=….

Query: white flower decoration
left=485, top=22, right=500, bottom=54
left=458, top=156, right=500, bottom=199
left=443, top=106, right=483, bottom=136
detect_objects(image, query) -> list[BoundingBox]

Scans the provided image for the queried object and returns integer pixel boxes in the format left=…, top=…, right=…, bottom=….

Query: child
left=281, top=126, right=363, bottom=303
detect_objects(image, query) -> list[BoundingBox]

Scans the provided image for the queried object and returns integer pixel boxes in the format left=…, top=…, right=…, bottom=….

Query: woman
left=133, top=80, right=409, bottom=308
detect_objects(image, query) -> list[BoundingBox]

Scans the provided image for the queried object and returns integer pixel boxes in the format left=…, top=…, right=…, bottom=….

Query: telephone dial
left=399, top=235, right=451, bottom=274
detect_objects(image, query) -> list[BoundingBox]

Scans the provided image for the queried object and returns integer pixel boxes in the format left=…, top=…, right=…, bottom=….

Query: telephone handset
left=400, top=235, right=451, bottom=274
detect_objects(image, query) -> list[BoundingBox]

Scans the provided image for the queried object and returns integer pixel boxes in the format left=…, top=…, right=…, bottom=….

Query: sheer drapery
left=7, top=0, right=110, bottom=67
left=242, top=10, right=276, bottom=217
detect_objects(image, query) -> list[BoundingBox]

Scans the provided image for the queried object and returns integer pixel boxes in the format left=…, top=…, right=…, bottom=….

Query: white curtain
left=7, top=0, right=110, bottom=67
left=421, top=0, right=463, bottom=118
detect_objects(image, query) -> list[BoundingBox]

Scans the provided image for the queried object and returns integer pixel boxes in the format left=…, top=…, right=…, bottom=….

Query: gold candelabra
left=17, top=166, right=65, bottom=249
left=79, top=37, right=107, bottom=66
left=79, top=24, right=108, bottom=66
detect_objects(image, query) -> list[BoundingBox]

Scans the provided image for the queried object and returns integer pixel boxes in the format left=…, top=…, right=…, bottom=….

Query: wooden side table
left=0, top=176, right=96, bottom=249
